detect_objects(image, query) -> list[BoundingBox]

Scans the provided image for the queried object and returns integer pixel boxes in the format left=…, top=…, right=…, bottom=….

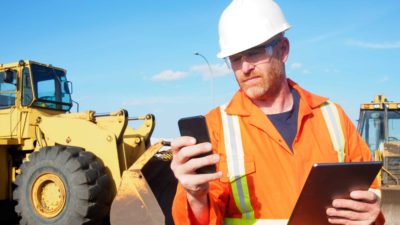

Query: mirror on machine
left=1, top=70, right=14, bottom=83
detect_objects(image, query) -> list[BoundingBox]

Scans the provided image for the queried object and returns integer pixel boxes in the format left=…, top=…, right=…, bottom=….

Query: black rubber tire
left=13, top=146, right=112, bottom=225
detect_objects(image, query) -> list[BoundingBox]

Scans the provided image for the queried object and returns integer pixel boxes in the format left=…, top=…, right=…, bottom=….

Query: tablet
left=287, top=161, right=382, bottom=225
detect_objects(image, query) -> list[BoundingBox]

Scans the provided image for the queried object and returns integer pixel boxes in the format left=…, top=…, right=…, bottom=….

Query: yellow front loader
left=0, top=60, right=176, bottom=225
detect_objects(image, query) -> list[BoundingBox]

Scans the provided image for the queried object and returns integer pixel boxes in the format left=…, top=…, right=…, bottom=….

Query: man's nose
left=241, top=59, right=255, bottom=74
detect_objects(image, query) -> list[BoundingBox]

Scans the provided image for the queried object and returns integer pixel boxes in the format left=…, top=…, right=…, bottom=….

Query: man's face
left=229, top=38, right=288, bottom=100
left=236, top=58, right=285, bottom=100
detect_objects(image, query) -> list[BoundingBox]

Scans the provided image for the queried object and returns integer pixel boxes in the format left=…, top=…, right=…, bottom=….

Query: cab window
left=0, top=70, right=17, bottom=108
left=22, top=67, right=33, bottom=106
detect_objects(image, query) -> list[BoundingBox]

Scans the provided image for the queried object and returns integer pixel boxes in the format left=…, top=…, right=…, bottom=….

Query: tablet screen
left=287, top=161, right=382, bottom=225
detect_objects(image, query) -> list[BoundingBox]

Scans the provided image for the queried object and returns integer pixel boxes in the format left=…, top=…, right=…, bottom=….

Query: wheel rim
left=31, top=173, right=66, bottom=218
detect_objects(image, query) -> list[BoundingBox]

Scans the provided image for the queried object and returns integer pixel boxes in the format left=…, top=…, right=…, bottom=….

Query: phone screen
left=178, top=115, right=216, bottom=174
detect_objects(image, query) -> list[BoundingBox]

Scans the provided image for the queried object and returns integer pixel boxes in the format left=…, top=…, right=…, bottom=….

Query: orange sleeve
left=172, top=181, right=230, bottom=225
left=375, top=212, right=386, bottom=225
left=172, top=184, right=192, bottom=225
left=208, top=181, right=230, bottom=225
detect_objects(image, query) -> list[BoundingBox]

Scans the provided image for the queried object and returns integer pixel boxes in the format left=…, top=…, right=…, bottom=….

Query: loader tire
left=13, top=146, right=112, bottom=225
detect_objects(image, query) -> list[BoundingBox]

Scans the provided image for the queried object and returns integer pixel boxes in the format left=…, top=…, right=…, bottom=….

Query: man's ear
left=280, top=38, right=290, bottom=63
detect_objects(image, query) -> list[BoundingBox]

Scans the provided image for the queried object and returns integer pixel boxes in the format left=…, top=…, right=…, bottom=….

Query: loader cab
left=357, top=95, right=400, bottom=155
left=22, top=62, right=72, bottom=111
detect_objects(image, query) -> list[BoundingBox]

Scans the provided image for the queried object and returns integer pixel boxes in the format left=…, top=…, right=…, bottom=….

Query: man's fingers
left=332, top=199, right=370, bottom=212
left=172, top=139, right=213, bottom=165
left=170, top=136, right=198, bottom=173
left=173, top=153, right=220, bottom=180
left=170, top=136, right=221, bottom=198
left=179, top=172, right=223, bottom=191
left=327, top=207, right=367, bottom=221
left=350, top=190, right=378, bottom=203
left=327, top=206, right=377, bottom=225
left=327, top=192, right=381, bottom=225
left=182, top=153, right=220, bottom=173
left=178, top=142, right=213, bottom=162
left=171, top=136, right=196, bottom=154
left=178, top=172, right=222, bottom=198
left=327, top=216, right=358, bottom=225
left=331, top=190, right=380, bottom=212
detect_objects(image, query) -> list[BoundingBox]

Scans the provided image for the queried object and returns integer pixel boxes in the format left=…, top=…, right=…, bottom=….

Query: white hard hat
left=217, top=0, right=291, bottom=58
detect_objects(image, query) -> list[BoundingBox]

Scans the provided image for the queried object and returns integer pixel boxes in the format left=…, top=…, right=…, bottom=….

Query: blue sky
left=2, top=0, right=400, bottom=138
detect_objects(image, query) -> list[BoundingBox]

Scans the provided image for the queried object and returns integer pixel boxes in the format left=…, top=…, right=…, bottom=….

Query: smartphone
left=178, top=115, right=217, bottom=174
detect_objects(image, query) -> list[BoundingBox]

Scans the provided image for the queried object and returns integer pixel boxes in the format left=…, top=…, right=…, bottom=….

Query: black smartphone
left=178, top=115, right=217, bottom=174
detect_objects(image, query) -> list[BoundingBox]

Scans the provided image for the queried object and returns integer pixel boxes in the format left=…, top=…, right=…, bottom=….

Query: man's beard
left=242, top=61, right=285, bottom=100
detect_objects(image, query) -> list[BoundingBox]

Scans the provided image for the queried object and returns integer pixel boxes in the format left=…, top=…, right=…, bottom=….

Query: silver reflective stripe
left=369, top=188, right=382, bottom=199
left=226, top=114, right=245, bottom=180
left=220, top=105, right=246, bottom=180
left=223, top=218, right=288, bottom=225
left=220, top=105, right=254, bottom=218
left=321, top=101, right=345, bottom=162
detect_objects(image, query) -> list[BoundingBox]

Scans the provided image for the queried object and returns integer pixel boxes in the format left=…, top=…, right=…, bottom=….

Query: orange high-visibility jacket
left=172, top=80, right=383, bottom=225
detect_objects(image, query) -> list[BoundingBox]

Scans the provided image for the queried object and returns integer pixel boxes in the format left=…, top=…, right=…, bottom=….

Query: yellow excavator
left=0, top=60, right=176, bottom=225
left=357, top=95, right=400, bottom=224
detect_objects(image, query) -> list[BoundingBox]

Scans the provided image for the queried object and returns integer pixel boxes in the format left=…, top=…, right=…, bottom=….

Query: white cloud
left=190, top=63, right=231, bottom=80
left=151, top=70, right=187, bottom=81
left=347, top=40, right=400, bottom=49
left=290, top=62, right=302, bottom=70
left=307, top=31, right=342, bottom=43
left=150, top=63, right=231, bottom=82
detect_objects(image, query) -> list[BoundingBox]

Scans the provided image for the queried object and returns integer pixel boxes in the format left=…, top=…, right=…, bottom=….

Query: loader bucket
left=110, top=141, right=170, bottom=225
left=381, top=186, right=400, bottom=225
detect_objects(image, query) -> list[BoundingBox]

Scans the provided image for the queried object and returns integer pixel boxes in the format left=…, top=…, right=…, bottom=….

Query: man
left=170, top=0, right=384, bottom=224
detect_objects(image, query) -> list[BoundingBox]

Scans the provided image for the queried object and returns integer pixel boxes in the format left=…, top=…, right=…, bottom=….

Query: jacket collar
left=224, top=79, right=328, bottom=117
left=223, top=79, right=328, bottom=139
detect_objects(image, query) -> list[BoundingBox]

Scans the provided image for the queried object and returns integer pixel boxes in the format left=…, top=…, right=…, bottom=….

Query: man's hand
left=326, top=190, right=381, bottom=225
left=170, top=136, right=222, bottom=224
